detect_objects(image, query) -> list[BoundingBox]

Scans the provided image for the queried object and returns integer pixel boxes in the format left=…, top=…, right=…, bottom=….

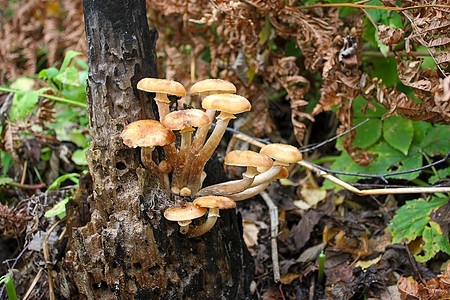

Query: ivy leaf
left=383, top=116, right=414, bottom=155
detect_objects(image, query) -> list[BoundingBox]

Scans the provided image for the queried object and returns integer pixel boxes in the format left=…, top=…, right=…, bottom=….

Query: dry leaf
left=242, top=220, right=259, bottom=248
left=300, top=186, right=327, bottom=207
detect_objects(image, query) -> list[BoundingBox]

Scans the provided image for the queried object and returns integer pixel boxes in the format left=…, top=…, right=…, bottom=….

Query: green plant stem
left=0, top=86, right=87, bottom=108
left=318, top=251, right=325, bottom=284
left=1, top=274, right=18, bottom=300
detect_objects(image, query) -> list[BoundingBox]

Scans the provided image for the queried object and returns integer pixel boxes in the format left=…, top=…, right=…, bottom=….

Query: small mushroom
left=120, top=119, right=175, bottom=189
left=162, top=109, right=211, bottom=194
left=251, top=143, right=302, bottom=187
left=229, top=167, right=289, bottom=201
left=187, top=94, right=251, bottom=194
left=187, top=196, right=236, bottom=238
left=164, top=203, right=207, bottom=234
left=196, top=150, right=273, bottom=196
left=137, top=78, right=186, bottom=122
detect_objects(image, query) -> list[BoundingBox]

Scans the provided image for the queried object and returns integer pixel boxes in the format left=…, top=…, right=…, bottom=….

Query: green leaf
left=415, top=221, right=450, bottom=263
left=387, top=196, right=448, bottom=245
left=412, top=121, right=432, bottom=145
left=0, top=177, right=13, bottom=186
left=422, top=124, right=450, bottom=156
left=383, top=116, right=414, bottom=155
left=9, top=77, right=35, bottom=91
left=353, top=118, right=382, bottom=148
left=47, top=173, right=80, bottom=191
left=39, top=67, right=59, bottom=81
left=54, top=66, right=80, bottom=87
left=9, top=90, right=39, bottom=121
left=60, top=50, right=82, bottom=72
left=44, top=197, right=69, bottom=219
left=72, top=148, right=88, bottom=166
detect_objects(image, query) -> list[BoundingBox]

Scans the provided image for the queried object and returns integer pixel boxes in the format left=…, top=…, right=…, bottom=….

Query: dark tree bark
left=60, top=0, right=254, bottom=299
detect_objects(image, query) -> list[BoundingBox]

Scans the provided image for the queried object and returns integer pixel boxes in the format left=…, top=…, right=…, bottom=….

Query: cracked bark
left=60, top=0, right=254, bottom=299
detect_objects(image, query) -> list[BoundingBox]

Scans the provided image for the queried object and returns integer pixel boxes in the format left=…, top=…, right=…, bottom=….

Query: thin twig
left=295, top=3, right=450, bottom=12
left=43, top=218, right=65, bottom=300
left=260, top=191, right=281, bottom=283
left=231, top=130, right=450, bottom=196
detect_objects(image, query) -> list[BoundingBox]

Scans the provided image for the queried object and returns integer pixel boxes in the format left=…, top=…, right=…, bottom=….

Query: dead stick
left=260, top=191, right=280, bottom=282
left=233, top=133, right=450, bottom=196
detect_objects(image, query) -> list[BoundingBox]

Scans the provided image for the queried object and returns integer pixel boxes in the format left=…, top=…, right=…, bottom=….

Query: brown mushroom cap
left=190, top=79, right=237, bottom=95
left=162, top=109, right=211, bottom=131
left=164, top=203, right=207, bottom=222
left=225, top=150, right=273, bottom=169
left=193, top=196, right=236, bottom=210
left=202, top=94, right=251, bottom=115
left=260, top=143, right=302, bottom=166
left=137, top=78, right=186, bottom=98
left=120, top=119, right=176, bottom=148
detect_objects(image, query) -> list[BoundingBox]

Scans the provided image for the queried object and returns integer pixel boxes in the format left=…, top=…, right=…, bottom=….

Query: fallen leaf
left=300, top=186, right=327, bottom=207
left=354, top=255, right=381, bottom=270
left=280, top=272, right=300, bottom=285
left=397, top=276, right=420, bottom=299
left=242, top=220, right=259, bottom=248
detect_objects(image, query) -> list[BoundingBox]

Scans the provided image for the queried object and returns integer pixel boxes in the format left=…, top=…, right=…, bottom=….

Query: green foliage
left=44, top=195, right=70, bottom=219
left=0, top=273, right=18, bottom=300
left=324, top=97, right=450, bottom=188
left=387, top=195, right=450, bottom=262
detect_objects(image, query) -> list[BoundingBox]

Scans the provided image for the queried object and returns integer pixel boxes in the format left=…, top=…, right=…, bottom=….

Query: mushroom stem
left=187, top=117, right=232, bottom=194
left=187, top=208, right=220, bottom=238
left=251, top=165, right=283, bottom=187
left=154, top=93, right=171, bottom=122
left=178, top=220, right=191, bottom=234
left=228, top=182, right=271, bottom=201
left=171, top=129, right=193, bottom=193
left=196, top=176, right=254, bottom=196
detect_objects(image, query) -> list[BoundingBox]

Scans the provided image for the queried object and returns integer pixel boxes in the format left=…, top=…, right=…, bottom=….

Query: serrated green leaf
left=353, top=118, right=382, bottom=148
left=415, top=221, right=449, bottom=263
left=9, top=90, right=39, bottom=121
left=388, top=196, right=448, bottom=245
left=383, top=116, right=414, bottom=155
left=422, top=124, right=450, bottom=156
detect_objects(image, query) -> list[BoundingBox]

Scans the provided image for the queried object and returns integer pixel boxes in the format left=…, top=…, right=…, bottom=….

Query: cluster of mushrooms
left=120, top=78, right=302, bottom=238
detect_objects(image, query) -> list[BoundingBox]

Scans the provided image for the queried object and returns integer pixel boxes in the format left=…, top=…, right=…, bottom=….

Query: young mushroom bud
left=162, top=109, right=211, bottom=194
left=164, top=203, right=207, bottom=234
left=187, top=94, right=251, bottom=194
left=196, top=150, right=273, bottom=196
left=120, top=119, right=176, bottom=190
left=187, top=196, right=236, bottom=238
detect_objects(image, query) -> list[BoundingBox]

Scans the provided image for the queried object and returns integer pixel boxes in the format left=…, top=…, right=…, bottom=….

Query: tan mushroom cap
left=120, top=119, right=176, bottom=148
left=162, top=109, right=211, bottom=131
left=202, top=94, right=251, bottom=115
left=275, top=167, right=289, bottom=179
left=193, top=196, right=236, bottom=210
left=225, top=150, right=273, bottom=168
left=164, top=203, right=207, bottom=222
left=137, top=78, right=186, bottom=98
left=190, top=79, right=237, bottom=95
left=260, top=143, right=302, bottom=166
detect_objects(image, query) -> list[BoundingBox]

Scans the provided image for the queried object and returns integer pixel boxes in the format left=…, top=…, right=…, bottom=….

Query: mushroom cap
left=120, top=119, right=176, bottom=148
left=260, top=143, right=302, bottom=166
left=164, top=203, right=207, bottom=222
left=162, top=109, right=211, bottom=131
left=275, top=167, right=289, bottom=179
left=225, top=150, right=273, bottom=168
left=193, top=196, right=236, bottom=210
left=202, top=94, right=251, bottom=115
left=190, top=79, right=236, bottom=95
left=137, top=78, right=186, bottom=97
